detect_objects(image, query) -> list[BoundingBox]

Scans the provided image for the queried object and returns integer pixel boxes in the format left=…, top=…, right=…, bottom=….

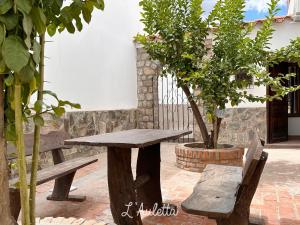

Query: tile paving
left=34, top=143, right=300, bottom=225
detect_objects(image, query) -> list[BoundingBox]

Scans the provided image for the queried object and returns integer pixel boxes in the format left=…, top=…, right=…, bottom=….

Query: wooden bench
left=7, top=131, right=98, bottom=220
left=181, top=131, right=268, bottom=225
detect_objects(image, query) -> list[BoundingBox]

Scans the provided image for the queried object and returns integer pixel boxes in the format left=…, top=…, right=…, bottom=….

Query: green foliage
left=136, top=0, right=208, bottom=81
left=137, top=0, right=299, bottom=147
left=192, top=0, right=280, bottom=118
left=270, top=37, right=300, bottom=66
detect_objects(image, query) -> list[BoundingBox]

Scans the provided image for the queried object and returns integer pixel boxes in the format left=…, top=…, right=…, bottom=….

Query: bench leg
left=107, top=147, right=142, bottom=225
left=47, top=171, right=86, bottom=202
left=48, top=148, right=86, bottom=202
left=9, top=188, right=21, bottom=222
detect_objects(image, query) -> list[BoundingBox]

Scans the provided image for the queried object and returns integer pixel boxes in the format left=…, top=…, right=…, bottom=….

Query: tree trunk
left=181, top=84, right=210, bottom=147
left=29, top=34, right=45, bottom=225
left=15, top=77, right=30, bottom=225
left=212, top=117, right=222, bottom=149
left=0, top=75, right=15, bottom=225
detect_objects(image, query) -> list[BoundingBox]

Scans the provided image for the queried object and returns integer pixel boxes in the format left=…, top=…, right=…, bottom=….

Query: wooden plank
left=7, top=131, right=71, bottom=160
left=242, top=131, right=264, bottom=185
left=181, top=164, right=243, bottom=219
left=64, top=129, right=192, bottom=148
left=9, top=156, right=98, bottom=188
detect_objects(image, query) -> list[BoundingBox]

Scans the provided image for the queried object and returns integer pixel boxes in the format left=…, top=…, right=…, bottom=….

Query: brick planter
left=175, top=143, right=244, bottom=172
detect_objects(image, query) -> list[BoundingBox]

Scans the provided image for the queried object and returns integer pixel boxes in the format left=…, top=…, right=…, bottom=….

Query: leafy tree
left=0, top=0, right=104, bottom=224
left=136, top=0, right=296, bottom=148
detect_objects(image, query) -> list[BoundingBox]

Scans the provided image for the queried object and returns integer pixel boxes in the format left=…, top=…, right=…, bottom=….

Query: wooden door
left=267, top=63, right=289, bottom=143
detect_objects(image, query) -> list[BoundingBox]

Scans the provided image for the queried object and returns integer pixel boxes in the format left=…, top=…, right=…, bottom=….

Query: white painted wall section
left=289, top=117, right=300, bottom=135
left=44, top=0, right=143, bottom=111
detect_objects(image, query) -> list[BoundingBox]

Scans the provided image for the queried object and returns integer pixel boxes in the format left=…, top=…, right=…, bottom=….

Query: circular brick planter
left=175, top=143, right=244, bottom=172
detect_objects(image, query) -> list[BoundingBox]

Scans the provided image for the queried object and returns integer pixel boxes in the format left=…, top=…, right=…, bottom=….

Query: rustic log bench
left=181, top=132, right=267, bottom=225
left=7, top=131, right=98, bottom=220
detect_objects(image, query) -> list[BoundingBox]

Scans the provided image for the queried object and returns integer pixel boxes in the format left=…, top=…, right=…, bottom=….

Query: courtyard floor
left=34, top=143, right=300, bottom=225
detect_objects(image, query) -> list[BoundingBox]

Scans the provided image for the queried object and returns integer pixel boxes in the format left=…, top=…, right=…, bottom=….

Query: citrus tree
left=136, top=0, right=296, bottom=148
left=0, top=0, right=104, bottom=224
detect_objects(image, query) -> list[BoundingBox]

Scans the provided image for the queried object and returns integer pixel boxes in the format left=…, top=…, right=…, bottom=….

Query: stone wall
left=17, top=109, right=137, bottom=171
left=194, top=107, right=267, bottom=147
left=136, top=44, right=160, bottom=129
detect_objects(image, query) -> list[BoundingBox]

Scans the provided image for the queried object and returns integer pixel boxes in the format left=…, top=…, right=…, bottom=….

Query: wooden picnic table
left=64, top=129, right=191, bottom=225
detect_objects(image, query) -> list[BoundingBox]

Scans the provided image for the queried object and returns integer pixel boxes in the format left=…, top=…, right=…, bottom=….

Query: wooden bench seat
left=182, top=164, right=243, bottom=218
left=9, top=156, right=97, bottom=188
left=8, top=131, right=99, bottom=221
left=182, top=131, right=268, bottom=225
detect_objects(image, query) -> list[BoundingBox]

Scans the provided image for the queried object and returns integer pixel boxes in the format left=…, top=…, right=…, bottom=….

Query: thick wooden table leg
left=136, top=144, right=162, bottom=210
left=107, top=147, right=142, bottom=225
left=47, top=148, right=85, bottom=202
left=136, top=143, right=177, bottom=215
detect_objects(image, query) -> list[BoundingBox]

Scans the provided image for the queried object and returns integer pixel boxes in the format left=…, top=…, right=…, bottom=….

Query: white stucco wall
left=44, top=0, right=142, bottom=111
left=230, top=19, right=300, bottom=109
left=288, top=117, right=300, bottom=135
left=247, top=19, right=300, bottom=135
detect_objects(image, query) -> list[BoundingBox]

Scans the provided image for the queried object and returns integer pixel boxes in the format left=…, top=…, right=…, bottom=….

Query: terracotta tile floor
left=34, top=143, right=300, bottom=225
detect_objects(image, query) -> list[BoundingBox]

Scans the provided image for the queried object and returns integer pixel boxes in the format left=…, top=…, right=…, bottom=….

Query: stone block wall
left=136, top=44, right=160, bottom=129
left=194, top=107, right=267, bottom=147
left=17, top=109, right=137, bottom=171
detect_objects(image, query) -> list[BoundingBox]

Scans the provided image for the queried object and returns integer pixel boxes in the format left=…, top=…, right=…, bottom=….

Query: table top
left=64, top=129, right=192, bottom=148
left=7, top=131, right=71, bottom=160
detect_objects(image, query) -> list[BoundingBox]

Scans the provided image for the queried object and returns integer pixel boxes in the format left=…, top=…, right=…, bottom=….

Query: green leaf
left=33, top=40, right=40, bottom=64
left=33, top=115, right=44, bottom=126
left=4, top=73, right=14, bottom=86
left=0, top=59, right=6, bottom=73
left=53, top=106, right=65, bottom=117
left=23, top=14, right=33, bottom=36
left=92, top=0, right=105, bottom=10
left=0, top=0, right=12, bottom=15
left=82, top=5, right=92, bottom=23
left=34, top=100, right=43, bottom=112
left=43, top=90, right=58, bottom=100
left=47, top=23, right=57, bottom=36
left=0, top=23, right=5, bottom=45
left=58, top=23, right=65, bottom=33
left=0, top=13, right=19, bottom=30
left=59, top=100, right=81, bottom=109
left=65, top=22, right=75, bottom=33
left=75, top=17, right=82, bottom=31
left=31, top=7, right=46, bottom=35
left=17, top=61, right=35, bottom=83
left=61, top=6, right=73, bottom=24
left=23, top=14, right=33, bottom=48
left=16, top=0, right=32, bottom=14
left=2, top=36, right=30, bottom=72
